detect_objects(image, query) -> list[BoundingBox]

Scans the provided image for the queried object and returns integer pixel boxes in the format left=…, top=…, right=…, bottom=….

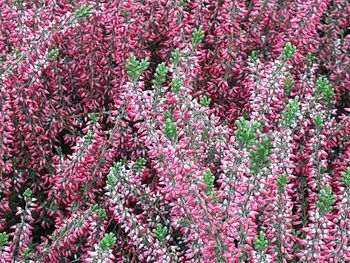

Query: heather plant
left=0, top=0, right=349, bottom=262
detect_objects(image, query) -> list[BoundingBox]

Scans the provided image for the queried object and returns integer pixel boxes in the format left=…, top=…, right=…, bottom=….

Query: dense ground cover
left=0, top=0, right=349, bottom=262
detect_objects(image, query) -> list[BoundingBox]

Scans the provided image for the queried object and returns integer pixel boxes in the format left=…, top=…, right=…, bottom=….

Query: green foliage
left=191, top=26, right=205, bottom=48
left=316, top=184, right=336, bottom=214
left=153, top=223, right=167, bottom=243
left=200, top=95, right=211, bottom=107
left=47, top=46, right=59, bottom=61
left=88, top=113, right=98, bottom=124
left=248, top=50, right=258, bottom=62
left=126, top=54, right=150, bottom=81
left=277, top=174, right=288, bottom=191
left=284, top=76, right=294, bottom=96
left=153, top=62, right=168, bottom=87
left=90, top=204, right=106, bottom=220
left=313, top=113, right=323, bottom=131
left=163, top=110, right=172, bottom=121
left=284, top=96, right=299, bottom=127
left=201, top=127, right=210, bottom=141
left=316, top=77, right=335, bottom=103
left=307, top=52, right=314, bottom=66
left=84, top=131, right=94, bottom=142
left=107, top=162, right=124, bottom=186
left=170, top=48, right=182, bottom=66
left=164, top=119, right=178, bottom=141
left=23, top=188, right=32, bottom=200
left=342, top=167, right=350, bottom=188
left=90, top=204, right=99, bottom=212
left=202, top=169, right=215, bottom=195
left=133, top=157, right=147, bottom=172
left=98, top=208, right=106, bottom=221
left=100, top=233, right=116, bottom=250
left=171, top=77, right=182, bottom=94
left=250, top=135, right=273, bottom=175
left=281, top=42, right=297, bottom=61
left=0, top=232, right=8, bottom=247
left=235, top=117, right=260, bottom=147
left=23, top=248, right=31, bottom=260
left=75, top=5, right=95, bottom=19
left=254, top=231, right=268, bottom=251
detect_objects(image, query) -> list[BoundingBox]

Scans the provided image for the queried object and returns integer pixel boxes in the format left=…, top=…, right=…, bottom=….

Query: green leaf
left=23, top=247, right=31, bottom=260
left=75, top=5, right=95, bottom=19
left=98, top=208, right=106, bottom=221
left=248, top=50, right=258, bottom=62
left=84, top=131, right=94, bottom=142
left=126, top=54, right=150, bottom=81
left=281, top=42, right=297, bottom=61
left=0, top=232, right=8, bottom=247
left=164, top=119, right=178, bottom=141
left=153, top=62, right=168, bottom=87
left=171, top=78, right=182, bottom=94
left=284, top=96, right=299, bottom=127
left=23, top=188, right=32, bottom=200
left=234, top=117, right=260, bottom=147
left=88, top=113, right=98, bottom=124
left=316, top=77, right=335, bottom=104
left=100, top=233, right=116, bottom=250
left=254, top=231, right=268, bottom=251
left=107, top=162, right=125, bottom=186
left=191, top=26, right=205, bottom=48
left=307, top=52, right=314, bottom=66
left=342, top=167, right=350, bottom=188
left=277, top=174, right=288, bottom=191
left=249, top=135, right=273, bottom=175
left=316, top=184, right=336, bottom=214
left=200, top=95, right=211, bottom=107
left=284, top=76, right=294, bottom=96
left=133, top=157, right=147, bottom=172
left=201, top=127, right=210, bottom=141
left=163, top=110, right=172, bottom=121
left=202, top=169, right=215, bottom=195
left=170, top=48, right=182, bottom=66
left=47, top=46, right=59, bottom=61
left=90, top=204, right=99, bottom=212
left=313, top=113, right=323, bottom=131
left=153, top=223, right=167, bottom=243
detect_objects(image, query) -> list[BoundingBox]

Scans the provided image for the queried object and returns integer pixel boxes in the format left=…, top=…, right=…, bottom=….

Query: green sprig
left=283, top=96, right=299, bottom=127
left=254, top=231, right=268, bottom=251
left=200, top=95, right=211, bottom=107
left=202, top=169, right=215, bottom=195
left=47, top=46, right=59, bottom=61
left=126, top=54, right=150, bottom=81
left=191, top=26, right=205, bottom=48
left=342, top=167, right=350, bottom=188
left=75, top=5, right=95, bottom=19
left=316, top=184, right=336, bottom=214
left=281, top=42, right=297, bottom=61
left=164, top=119, right=178, bottom=141
left=316, top=77, right=335, bottom=104
left=153, top=223, right=168, bottom=243
left=153, top=62, right=168, bottom=87
left=171, top=78, right=182, bottom=94
left=249, top=135, right=273, bottom=175
left=235, top=117, right=260, bottom=147
left=0, top=232, right=8, bottom=247
left=284, top=76, right=294, bottom=96
left=314, top=113, right=323, bottom=131
left=23, top=188, right=32, bottom=200
left=100, top=233, right=116, bottom=250
left=277, top=174, right=288, bottom=191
